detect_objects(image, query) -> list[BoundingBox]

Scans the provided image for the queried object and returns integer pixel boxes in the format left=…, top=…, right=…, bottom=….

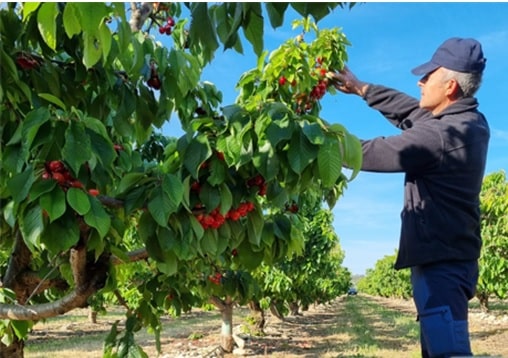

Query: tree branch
left=110, top=248, right=148, bottom=265
left=129, top=2, right=154, bottom=32
left=0, top=255, right=109, bottom=320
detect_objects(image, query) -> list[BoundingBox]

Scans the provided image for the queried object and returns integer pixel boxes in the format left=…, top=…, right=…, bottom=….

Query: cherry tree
left=0, top=2, right=360, bottom=355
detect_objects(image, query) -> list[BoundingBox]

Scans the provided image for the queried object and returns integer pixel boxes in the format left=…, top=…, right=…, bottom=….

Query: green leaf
left=301, top=121, right=325, bottom=145
left=242, top=3, right=264, bottom=57
left=84, top=197, right=111, bottom=238
left=189, top=2, right=219, bottom=63
left=38, top=93, right=67, bottom=110
left=41, top=213, right=80, bottom=254
left=67, top=188, right=91, bottom=215
left=318, top=137, right=342, bottom=188
left=40, top=188, right=66, bottom=223
left=7, top=168, right=35, bottom=204
left=340, top=129, right=363, bottom=180
left=87, top=129, right=116, bottom=168
left=72, top=3, right=110, bottom=33
left=266, top=119, right=294, bottom=147
left=287, top=131, right=317, bottom=175
left=253, top=140, right=280, bottom=182
left=10, top=320, right=32, bottom=340
left=63, top=121, right=92, bottom=175
left=199, top=184, right=221, bottom=213
left=21, top=108, right=51, bottom=162
left=83, top=31, right=102, bottom=69
left=116, top=173, right=146, bottom=195
left=148, top=187, right=173, bottom=227
left=156, top=252, right=178, bottom=276
left=162, top=174, right=184, bottom=209
left=3, top=201, right=16, bottom=228
left=183, top=135, right=211, bottom=178
left=264, top=3, right=289, bottom=28
left=22, top=2, right=41, bottom=20
left=19, top=205, right=44, bottom=251
left=62, top=2, right=81, bottom=38
left=37, top=2, right=58, bottom=50
left=247, top=208, right=264, bottom=247
left=237, top=239, right=264, bottom=270
left=98, top=20, right=112, bottom=62
left=200, top=230, right=218, bottom=256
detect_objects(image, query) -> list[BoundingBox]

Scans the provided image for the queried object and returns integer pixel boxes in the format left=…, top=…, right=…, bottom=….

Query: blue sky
left=163, top=3, right=508, bottom=275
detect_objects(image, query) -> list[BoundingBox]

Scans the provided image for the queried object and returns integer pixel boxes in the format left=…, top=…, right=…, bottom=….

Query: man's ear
left=446, top=78, right=463, bottom=99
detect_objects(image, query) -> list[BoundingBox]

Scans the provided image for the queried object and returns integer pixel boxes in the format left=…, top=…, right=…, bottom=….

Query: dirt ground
left=26, top=295, right=508, bottom=358
left=151, top=295, right=508, bottom=358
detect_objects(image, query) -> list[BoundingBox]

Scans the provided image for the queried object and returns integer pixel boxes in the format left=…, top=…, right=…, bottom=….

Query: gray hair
left=442, top=68, right=483, bottom=97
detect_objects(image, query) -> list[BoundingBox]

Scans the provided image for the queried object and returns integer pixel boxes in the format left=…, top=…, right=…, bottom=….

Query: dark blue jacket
left=360, top=85, right=490, bottom=269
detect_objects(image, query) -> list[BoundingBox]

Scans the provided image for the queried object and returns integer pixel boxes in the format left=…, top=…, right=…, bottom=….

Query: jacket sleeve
left=363, top=84, right=432, bottom=129
left=359, top=85, right=442, bottom=173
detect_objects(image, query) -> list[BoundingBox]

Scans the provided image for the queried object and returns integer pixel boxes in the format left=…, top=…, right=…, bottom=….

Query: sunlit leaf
left=37, top=3, right=58, bottom=50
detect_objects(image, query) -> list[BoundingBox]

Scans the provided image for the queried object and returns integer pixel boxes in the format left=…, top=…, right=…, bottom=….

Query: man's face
left=417, top=67, right=451, bottom=115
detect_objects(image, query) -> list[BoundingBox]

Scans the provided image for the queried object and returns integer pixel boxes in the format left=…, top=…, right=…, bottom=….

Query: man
left=329, top=37, right=489, bottom=357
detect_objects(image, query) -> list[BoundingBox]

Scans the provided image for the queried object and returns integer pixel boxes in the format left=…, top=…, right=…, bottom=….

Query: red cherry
left=69, top=180, right=84, bottom=189
left=147, top=76, right=161, bottom=90
left=52, top=172, right=66, bottom=184
left=278, top=76, right=287, bottom=86
left=88, top=189, right=100, bottom=197
left=166, top=16, right=175, bottom=27
left=48, top=160, right=64, bottom=172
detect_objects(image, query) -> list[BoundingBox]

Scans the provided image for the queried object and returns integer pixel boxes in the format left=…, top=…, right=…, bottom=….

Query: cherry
left=88, top=189, right=100, bottom=197
left=147, top=75, right=161, bottom=90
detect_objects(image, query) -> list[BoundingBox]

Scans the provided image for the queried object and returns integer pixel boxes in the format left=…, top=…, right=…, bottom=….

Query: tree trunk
left=88, top=307, right=98, bottom=323
left=477, top=291, right=490, bottom=312
left=220, top=300, right=234, bottom=353
left=289, top=302, right=300, bottom=316
left=247, top=300, right=265, bottom=335
left=0, top=339, right=24, bottom=358
left=269, top=302, right=284, bottom=321
left=209, top=296, right=235, bottom=353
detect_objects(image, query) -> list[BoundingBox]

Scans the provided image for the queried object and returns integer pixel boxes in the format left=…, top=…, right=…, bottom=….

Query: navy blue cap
left=411, top=37, right=486, bottom=76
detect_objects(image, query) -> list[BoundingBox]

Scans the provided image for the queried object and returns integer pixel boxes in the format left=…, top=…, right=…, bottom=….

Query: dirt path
left=154, top=295, right=508, bottom=358
left=26, top=295, right=508, bottom=358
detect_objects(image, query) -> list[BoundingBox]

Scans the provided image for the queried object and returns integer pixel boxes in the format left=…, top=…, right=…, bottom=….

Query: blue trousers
left=411, top=261, right=478, bottom=358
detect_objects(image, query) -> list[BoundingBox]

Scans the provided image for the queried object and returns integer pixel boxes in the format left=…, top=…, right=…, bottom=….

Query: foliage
left=357, top=252, right=412, bottom=299
left=255, top=197, right=351, bottom=316
left=0, top=2, right=360, bottom=355
left=476, top=170, right=508, bottom=309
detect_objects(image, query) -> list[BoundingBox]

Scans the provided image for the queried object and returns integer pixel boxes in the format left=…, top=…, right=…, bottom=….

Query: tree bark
left=247, top=300, right=265, bottom=335
left=210, top=296, right=235, bottom=353
left=289, top=302, right=300, bottom=316
left=88, top=307, right=98, bottom=324
left=476, top=292, right=490, bottom=312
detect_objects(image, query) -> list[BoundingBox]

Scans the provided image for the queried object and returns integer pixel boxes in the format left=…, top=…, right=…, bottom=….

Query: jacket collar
left=435, top=97, right=479, bottom=119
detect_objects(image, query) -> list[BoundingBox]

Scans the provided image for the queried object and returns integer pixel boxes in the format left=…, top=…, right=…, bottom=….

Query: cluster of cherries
left=195, top=202, right=255, bottom=230
left=192, top=152, right=266, bottom=229
left=42, top=160, right=99, bottom=196
left=208, top=272, right=223, bottom=285
left=278, top=56, right=332, bottom=113
left=158, top=16, right=175, bottom=35
left=246, top=174, right=267, bottom=196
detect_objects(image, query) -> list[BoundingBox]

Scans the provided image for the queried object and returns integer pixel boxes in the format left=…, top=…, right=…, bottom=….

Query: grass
left=318, top=296, right=421, bottom=357
left=23, top=295, right=508, bottom=358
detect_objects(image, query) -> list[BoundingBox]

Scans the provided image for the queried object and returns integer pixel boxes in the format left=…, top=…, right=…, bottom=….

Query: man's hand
left=327, top=66, right=369, bottom=97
